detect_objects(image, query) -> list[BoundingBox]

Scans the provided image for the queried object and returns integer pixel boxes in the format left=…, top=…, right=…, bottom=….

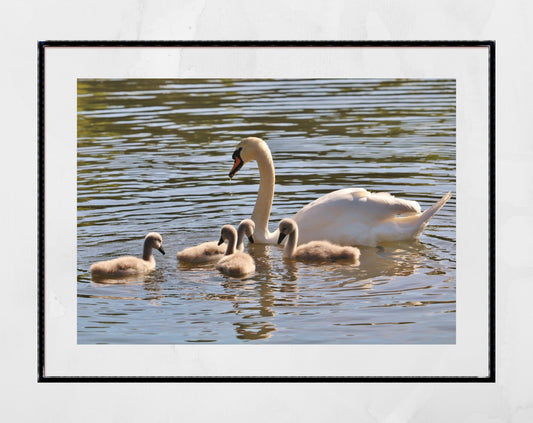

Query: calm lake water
left=77, top=78, right=455, bottom=344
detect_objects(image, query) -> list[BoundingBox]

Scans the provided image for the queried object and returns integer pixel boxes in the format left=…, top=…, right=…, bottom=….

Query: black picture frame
left=38, top=40, right=495, bottom=383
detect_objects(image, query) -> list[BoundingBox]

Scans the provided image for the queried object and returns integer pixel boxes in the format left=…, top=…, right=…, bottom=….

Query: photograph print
left=77, top=77, right=456, bottom=345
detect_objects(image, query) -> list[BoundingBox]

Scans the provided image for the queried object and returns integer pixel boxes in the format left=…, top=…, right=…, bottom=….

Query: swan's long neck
left=284, top=227, right=299, bottom=258
left=142, top=241, right=154, bottom=262
left=251, top=145, right=278, bottom=243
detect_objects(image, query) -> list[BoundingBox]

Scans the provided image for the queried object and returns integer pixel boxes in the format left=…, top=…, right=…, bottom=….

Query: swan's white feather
left=292, top=188, right=424, bottom=245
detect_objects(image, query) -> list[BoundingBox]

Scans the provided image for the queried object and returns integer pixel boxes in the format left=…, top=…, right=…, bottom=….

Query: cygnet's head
left=217, top=225, right=237, bottom=245
left=238, top=219, right=255, bottom=243
left=146, top=232, right=165, bottom=255
left=229, top=137, right=266, bottom=179
left=277, top=218, right=297, bottom=244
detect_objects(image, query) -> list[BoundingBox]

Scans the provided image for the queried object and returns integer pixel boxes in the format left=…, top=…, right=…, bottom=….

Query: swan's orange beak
left=229, top=157, right=243, bottom=179
left=229, top=148, right=244, bottom=179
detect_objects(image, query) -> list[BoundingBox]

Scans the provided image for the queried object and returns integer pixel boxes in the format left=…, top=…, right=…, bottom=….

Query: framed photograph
left=38, top=41, right=494, bottom=381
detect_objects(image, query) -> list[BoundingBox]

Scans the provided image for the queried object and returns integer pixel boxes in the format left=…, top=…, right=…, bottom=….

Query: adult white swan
left=228, top=137, right=451, bottom=247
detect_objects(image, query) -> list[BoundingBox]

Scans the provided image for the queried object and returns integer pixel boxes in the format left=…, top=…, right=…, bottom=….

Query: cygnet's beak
left=217, top=237, right=225, bottom=246
left=158, top=246, right=166, bottom=255
left=247, top=235, right=254, bottom=244
left=277, top=233, right=287, bottom=245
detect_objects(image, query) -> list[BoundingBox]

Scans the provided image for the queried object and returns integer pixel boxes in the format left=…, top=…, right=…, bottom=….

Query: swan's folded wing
left=291, top=188, right=423, bottom=246
left=293, top=188, right=421, bottom=224
left=362, top=191, right=421, bottom=219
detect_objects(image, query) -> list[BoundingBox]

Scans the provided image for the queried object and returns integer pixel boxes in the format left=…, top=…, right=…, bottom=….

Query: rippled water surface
left=77, top=78, right=456, bottom=344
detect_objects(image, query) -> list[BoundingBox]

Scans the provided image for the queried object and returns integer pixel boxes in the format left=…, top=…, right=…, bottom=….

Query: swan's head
left=218, top=225, right=237, bottom=246
left=229, top=137, right=266, bottom=179
left=238, top=219, right=255, bottom=243
left=277, top=218, right=297, bottom=244
left=145, top=232, right=165, bottom=255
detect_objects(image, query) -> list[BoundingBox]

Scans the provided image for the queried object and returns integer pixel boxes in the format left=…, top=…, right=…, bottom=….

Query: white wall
left=1, top=1, right=531, bottom=421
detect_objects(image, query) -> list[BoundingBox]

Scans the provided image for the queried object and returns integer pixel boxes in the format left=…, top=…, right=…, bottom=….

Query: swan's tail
left=412, top=191, right=452, bottom=237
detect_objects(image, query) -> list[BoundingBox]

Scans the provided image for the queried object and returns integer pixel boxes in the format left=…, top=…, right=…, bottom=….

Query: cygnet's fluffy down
left=277, top=218, right=360, bottom=263
left=176, top=240, right=225, bottom=263
left=177, top=219, right=255, bottom=263
left=215, top=224, right=255, bottom=277
left=90, top=232, right=165, bottom=276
